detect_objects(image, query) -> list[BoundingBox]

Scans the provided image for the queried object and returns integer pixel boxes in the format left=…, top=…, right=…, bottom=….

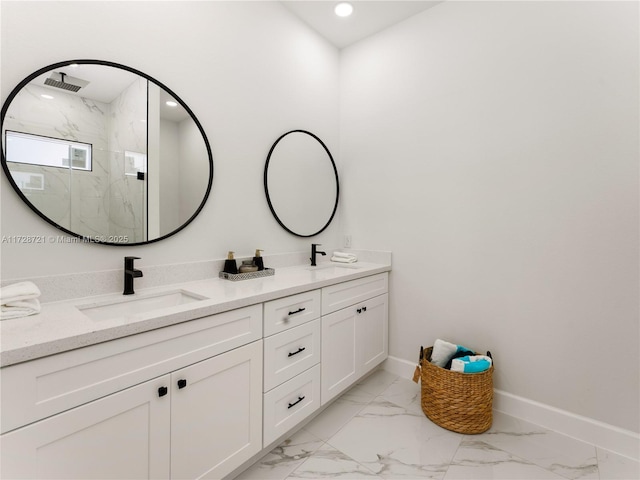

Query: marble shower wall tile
left=107, top=77, right=147, bottom=241
left=4, top=83, right=112, bottom=238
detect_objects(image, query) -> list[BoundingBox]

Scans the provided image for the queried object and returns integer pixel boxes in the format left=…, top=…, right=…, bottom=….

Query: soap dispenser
left=253, top=249, right=264, bottom=271
left=223, top=251, right=238, bottom=274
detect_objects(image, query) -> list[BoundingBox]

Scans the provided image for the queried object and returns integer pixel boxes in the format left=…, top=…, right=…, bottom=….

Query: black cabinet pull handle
left=288, top=307, right=306, bottom=316
left=363, top=306, right=367, bottom=312
left=287, top=395, right=305, bottom=409
left=158, top=386, right=168, bottom=397
left=177, top=379, right=187, bottom=389
left=288, top=346, right=306, bottom=357
left=357, top=308, right=362, bottom=314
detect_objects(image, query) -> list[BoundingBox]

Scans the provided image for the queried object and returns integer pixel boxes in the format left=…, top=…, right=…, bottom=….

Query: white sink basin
left=77, top=289, right=208, bottom=321
left=305, top=263, right=363, bottom=274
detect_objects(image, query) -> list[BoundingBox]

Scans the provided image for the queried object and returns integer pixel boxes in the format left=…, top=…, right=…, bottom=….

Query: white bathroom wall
left=340, top=1, right=639, bottom=433
left=0, top=1, right=340, bottom=278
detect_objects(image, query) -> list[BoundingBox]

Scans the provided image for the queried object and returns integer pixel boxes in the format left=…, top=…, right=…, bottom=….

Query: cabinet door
left=0, top=375, right=171, bottom=480
left=359, top=293, right=389, bottom=374
left=170, top=340, right=263, bottom=480
left=321, top=307, right=358, bottom=405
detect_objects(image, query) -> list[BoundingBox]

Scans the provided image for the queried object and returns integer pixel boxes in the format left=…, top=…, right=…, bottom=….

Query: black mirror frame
left=0, top=59, right=214, bottom=246
left=264, top=129, right=339, bottom=237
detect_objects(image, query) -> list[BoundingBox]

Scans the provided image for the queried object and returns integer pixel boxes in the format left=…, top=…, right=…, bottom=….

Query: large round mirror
left=1, top=60, right=213, bottom=245
left=264, top=130, right=339, bottom=237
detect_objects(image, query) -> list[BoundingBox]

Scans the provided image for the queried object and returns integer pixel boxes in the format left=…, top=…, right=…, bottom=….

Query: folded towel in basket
left=451, top=355, right=492, bottom=373
left=431, top=338, right=474, bottom=367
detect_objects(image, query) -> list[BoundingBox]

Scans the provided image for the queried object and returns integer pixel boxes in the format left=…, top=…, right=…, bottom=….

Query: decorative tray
left=218, top=268, right=275, bottom=281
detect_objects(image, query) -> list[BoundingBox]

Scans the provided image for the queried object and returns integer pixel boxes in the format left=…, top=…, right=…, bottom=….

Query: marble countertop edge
left=1, top=262, right=391, bottom=367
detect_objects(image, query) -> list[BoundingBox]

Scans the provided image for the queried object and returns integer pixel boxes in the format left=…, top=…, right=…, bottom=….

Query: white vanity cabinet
left=0, top=374, right=172, bottom=479
left=0, top=306, right=264, bottom=480
left=321, top=273, right=389, bottom=405
left=262, top=290, right=322, bottom=446
left=0, top=265, right=391, bottom=479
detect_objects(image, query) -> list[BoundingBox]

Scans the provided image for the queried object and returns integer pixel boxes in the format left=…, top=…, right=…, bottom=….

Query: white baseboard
left=382, top=356, right=640, bottom=461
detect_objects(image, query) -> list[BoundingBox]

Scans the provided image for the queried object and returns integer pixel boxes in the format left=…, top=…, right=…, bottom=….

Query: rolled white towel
left=0, top=281, right=41, bottom=304
left=1, top=298, right=41, bottom=320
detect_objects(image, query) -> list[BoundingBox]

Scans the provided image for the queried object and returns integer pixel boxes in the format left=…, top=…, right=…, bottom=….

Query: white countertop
left=0, top=262, right=390, bottom=367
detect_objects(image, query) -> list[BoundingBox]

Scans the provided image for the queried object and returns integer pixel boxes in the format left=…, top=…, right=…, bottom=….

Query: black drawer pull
left=362, top=306, right=367, bottom=312
left=357, top=308, right=362, bottom=314
left=158, top=386, right=168, bottom=397
left=288, top=395, right=305, bottom=409
left=177, top=379, right=187, bottom=389
left=288, top=307, right=306, bottom=316
left=288, top=346, right=306, bottom=357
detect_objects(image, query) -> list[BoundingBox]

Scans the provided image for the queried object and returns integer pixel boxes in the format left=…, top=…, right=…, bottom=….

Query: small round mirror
left=1, top=60, right=213, bottom=245
left=264, top=130, right=339, bottom=237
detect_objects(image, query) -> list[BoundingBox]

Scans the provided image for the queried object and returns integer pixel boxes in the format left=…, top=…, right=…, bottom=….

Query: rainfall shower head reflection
left=43, top=72, right=89, bottom=92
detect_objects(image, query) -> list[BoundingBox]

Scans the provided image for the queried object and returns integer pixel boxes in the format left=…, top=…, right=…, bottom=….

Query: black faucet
left=123, top=256, right=143, bottom=295
left=310, top=243, right=326, bottom=266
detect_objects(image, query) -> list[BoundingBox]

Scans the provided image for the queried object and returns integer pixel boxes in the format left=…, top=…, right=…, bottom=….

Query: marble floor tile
left=354, top=369, right=399, bottom=397
left=327, top=398, right=462, bottom=479
left=378, top=376, right=423, bottom=415
left=235, top=429, right=324, bottom=480
left=473, top=412, right=599, bottom=479
left=233, top=371, right=638, bottom=480
left=285, top=444, right=382, bottom=479
left=444, top=439, right=567, bottom=479
left=596, top=448, right=640, bottom=480
left=303, top=383, right=376, bottom=441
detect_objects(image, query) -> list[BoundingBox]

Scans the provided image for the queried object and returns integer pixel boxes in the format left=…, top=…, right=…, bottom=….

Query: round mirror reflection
left=264, top=130, right=339, bottom=237
left=1, top=60, right=213, bottom=245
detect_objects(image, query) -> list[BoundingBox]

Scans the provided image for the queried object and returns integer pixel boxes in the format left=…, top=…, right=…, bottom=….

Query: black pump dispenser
left=223, top=251, right=238, bottom=274
left=253, top=249, right=264, bottom=271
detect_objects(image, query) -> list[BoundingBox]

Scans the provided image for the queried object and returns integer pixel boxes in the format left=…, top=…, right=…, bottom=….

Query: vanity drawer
left=0, top=304, right=262, bottom=434
left=322, top=273, right=388, bottom=315
left=263, top=364, right=320, bottom=446
left=263, top=319, right=320, bottom=392
left=263, top=290, right=320, bottom=337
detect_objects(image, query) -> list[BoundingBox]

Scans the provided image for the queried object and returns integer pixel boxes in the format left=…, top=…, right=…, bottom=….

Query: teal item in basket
left=451, top=355, right=492, bottom=373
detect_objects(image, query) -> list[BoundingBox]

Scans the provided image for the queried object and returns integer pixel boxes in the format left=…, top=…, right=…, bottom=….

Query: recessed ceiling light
left=166, top=101, right=178, bottom=107
left=40, top=94, right=54, bottom=100
left=334, top=2, right=353, bottom=17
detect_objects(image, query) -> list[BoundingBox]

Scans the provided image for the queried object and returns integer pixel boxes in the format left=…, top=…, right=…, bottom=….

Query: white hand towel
left=1, top=297, right=41, bottom=320
left=0, top=281, right=41, bottom=304
left=333, top=251, right=357, bottom=259
left=331, top=252, right=357, bottom=263
left=331, top=255, right=357, bottom=263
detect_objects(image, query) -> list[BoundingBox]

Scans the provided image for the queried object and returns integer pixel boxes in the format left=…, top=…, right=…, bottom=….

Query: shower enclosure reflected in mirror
left=264, top=130, right=339, bottom=237
left=1, top=60, right=213, bottom=245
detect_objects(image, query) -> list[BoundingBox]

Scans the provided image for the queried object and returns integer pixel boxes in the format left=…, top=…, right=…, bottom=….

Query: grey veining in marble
left=237, top=373, right=640, bottom=480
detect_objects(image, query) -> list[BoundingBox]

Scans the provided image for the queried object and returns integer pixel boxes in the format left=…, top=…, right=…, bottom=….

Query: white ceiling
left=281, top=1, right=442, bottom=49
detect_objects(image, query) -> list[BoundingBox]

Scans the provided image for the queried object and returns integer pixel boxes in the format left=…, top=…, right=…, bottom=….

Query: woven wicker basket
left=418, top=346, right=493, bottom=434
